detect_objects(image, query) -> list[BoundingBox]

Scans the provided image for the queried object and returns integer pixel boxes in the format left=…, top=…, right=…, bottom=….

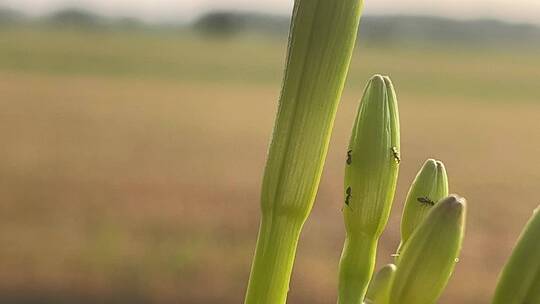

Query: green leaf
left=492, top=206, right=540, bottom=304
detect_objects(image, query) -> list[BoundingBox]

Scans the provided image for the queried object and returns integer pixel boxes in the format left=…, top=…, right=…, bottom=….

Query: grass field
left=1, top=26, right=540, bottom=303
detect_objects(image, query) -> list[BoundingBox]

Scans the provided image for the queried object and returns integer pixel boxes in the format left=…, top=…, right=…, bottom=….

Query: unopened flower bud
left=389, top=195, right=466, bottom=304
left=398, top=159, right=448, bottom=254
left=338, top=75, right=400, bottom=304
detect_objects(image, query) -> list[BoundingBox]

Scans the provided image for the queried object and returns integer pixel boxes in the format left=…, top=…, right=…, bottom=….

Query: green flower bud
left=365, top=264, right=397, bottom=304
left=398, top=159, right=448, bottom=254
left=389, top=195, right=466, bottom=304
left=343, top=74, right=400, bottom=237
left=338, top=75, right=400, bottom=304
left=492, top=206, right=540, bottom=304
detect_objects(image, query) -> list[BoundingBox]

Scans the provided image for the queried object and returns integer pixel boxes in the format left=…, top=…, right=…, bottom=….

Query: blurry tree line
left=194, top=11, right=540, bottom=47
left=1, top=6, right=540, bottom=47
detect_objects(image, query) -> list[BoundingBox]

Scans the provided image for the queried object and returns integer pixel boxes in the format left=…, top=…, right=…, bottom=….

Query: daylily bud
left=338, top=75, right=400, bottom=304
left=398, top=159, right=448, bottom=254
left=389, top=195, right=466, bottom=304
left=492, top=206, right=540, bottom=304
left=343, top=74, right=400, bottom=236
left=365, top=264, right=396, bottom=304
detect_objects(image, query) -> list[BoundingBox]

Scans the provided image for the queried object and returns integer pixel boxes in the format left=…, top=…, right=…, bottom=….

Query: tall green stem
left=244, top=1, right=363, bottom=303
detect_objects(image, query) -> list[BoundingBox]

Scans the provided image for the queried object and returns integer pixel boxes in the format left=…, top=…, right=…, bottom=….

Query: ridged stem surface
left=244, top=1, right=363, bottom=303
left=244, top=218, right=302, bottom=304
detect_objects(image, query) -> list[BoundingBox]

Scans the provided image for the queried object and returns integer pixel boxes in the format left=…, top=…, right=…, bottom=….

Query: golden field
left=1, top=27, right=540, bottom=303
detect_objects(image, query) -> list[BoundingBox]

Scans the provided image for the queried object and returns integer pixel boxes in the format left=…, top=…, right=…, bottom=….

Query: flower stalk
left=244, top=1, right=364, bottom=303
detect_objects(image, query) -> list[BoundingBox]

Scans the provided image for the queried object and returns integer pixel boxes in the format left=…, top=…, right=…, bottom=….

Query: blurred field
left=1, top=26, right=540, bottom=303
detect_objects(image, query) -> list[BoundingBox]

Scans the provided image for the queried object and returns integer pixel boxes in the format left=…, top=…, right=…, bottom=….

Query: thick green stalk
left=338, top=75, right=400, bottom=304
left=365, top=264, right=396, bottom=304
left=492, top=206, right=540, bottom=304
left=397, top=159, right=448, bottom=254
left=389, top=195, right=466, bottom=304
left=339, top=234, right=378, bottom=303
left=245, top=1, right=363, bottom=303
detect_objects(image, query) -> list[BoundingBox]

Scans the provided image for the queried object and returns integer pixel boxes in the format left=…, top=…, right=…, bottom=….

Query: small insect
left=345, top=186, right=352, bottom=206
left=391, top=147, right=401, bottom=164
left=346, top=150, right=352, bottom=165
left=417, top=196, right=435, bottom=206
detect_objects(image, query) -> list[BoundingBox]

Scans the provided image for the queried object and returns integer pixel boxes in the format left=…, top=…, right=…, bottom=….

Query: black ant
left=391, top=147, right=400, bottom=164
left=346, top=150, right=352, bottom=165
left=417, top=196, right=435, bottom=206
left=345, top=186, right=352, bottom=206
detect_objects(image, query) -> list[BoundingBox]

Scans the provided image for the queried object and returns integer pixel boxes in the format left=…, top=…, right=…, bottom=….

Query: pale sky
left=2, top=0, right=540, bottom=25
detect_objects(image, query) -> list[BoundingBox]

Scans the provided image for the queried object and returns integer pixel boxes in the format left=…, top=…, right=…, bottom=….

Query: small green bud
left=389, top=195, right=466, bottom=304
left=365, top=264, right=396, bottom=304
left=338, top=75, right=400, bottom=304
left=492, top=206, right=540, bottom=304
left=398, top=159, right=448, bottom=254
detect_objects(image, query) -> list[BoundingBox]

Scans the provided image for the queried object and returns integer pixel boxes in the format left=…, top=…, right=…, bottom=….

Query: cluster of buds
left=389, top=195, right=466, bottom=304
left=339, top=74, right=467, bottom=304
left=244, top=2, right=536, bottom=304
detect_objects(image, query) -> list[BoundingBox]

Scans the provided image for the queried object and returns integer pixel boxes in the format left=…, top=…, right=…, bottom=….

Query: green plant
left=389, top=195, right=466, bottom=304
left=244, top=2, right=538, bottom=304
left=492, top=206, right=540, bottom=304
left=398, top=159, right=449, bottom=254
left=337, top=75, right=465, bottom=304
left=364, top=159, right=450, bottom=303
left=243, top=1, right=363, bottom=303
left=337, top=74, right=400, bottom=304
left=365, top=264, right=396, bottom=304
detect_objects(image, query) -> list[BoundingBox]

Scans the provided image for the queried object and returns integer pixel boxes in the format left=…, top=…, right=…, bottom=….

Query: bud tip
left=441, top=194, right=466, bottom=213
